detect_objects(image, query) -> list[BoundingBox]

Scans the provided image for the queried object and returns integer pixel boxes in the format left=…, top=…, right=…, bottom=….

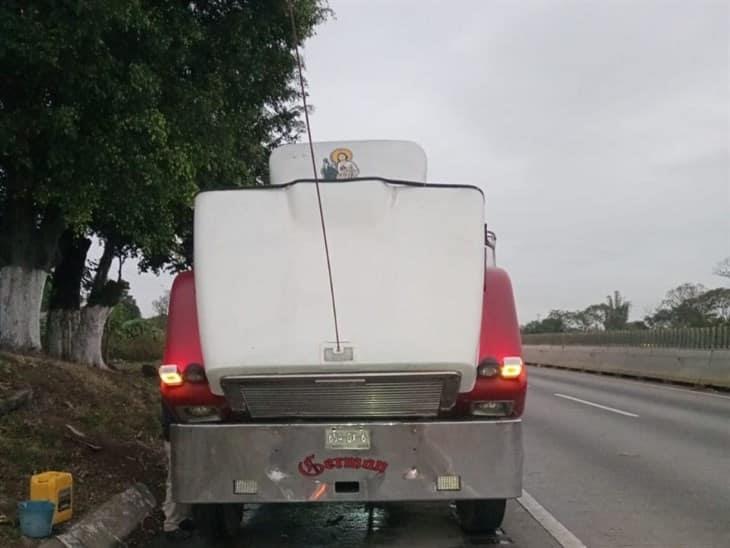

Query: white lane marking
left=517, top=490, right=587, bottom=548
left=554, top=393, right=639, bottom=418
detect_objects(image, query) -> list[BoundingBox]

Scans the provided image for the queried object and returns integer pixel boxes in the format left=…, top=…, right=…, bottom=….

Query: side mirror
left=484, top=226, right=497, bottom=266
left=484, top=227, right=497, bottom=250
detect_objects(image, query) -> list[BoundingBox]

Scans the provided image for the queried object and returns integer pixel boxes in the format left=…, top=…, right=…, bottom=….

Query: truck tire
left=455, top=498, right=506, bottom=534
left=193, top=503, right=243, bottom=539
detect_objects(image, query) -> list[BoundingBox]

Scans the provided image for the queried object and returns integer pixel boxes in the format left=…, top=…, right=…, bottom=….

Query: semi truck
left=159, top=140, right=527, bottom=538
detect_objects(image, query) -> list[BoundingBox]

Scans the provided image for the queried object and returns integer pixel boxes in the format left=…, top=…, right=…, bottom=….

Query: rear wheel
left=193, top=503, right=243, bottom=539
left=455, top=498, right=506, bottom=534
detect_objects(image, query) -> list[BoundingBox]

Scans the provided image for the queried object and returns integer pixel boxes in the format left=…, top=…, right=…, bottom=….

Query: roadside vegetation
left=103, top=292, right=166, bottom=363
left=522, top=265, right=730, bottom=334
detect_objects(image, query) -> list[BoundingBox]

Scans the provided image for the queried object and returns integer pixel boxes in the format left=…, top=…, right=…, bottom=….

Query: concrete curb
left=39, top=483, right=156, bottom=548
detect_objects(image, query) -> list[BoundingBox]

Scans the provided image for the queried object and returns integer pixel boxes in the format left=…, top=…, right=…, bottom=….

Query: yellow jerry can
left=30, top=471, right=73, bottom=524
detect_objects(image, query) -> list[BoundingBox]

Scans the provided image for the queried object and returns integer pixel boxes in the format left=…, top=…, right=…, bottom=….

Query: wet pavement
left=148, top=500, right=560, bottom=547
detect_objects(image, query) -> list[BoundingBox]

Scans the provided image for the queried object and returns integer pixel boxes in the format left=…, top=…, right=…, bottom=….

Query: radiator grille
left=221, top=372, right=461, bottom=418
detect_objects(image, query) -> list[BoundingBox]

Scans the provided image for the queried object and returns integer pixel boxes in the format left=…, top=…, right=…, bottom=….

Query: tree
left=140, top=0, right=329, bottom=273
left=46, top=192, right=184, bottom=367
left=1, top=2, right=192, bottom=350
left=2, top=1, right=330, bottom=357
left=696, top=288, right=730, bottom=323
left=522, top=310, right=571, bottom=334
left=152, top=291, right=170, bottom=318
left=603, top=290, right=630, bottom=330
left=102, top=290, right=142, bottom=361
left=522, top=290, right=632, bottom=334
left=660, top=283, right=706, bottom=309
left=645, top=283, right=729, bottom=327
left=651, top=283, right=707, bottom=327
left=45, top=231, right=92, bottom=360
left=109, top=293, right=142, bottom=326
left=573, top=304, right=605, bottom=332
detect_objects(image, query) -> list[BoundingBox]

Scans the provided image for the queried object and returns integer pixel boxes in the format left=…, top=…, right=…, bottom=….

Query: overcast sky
left=129, top=0, right=729, bottom=322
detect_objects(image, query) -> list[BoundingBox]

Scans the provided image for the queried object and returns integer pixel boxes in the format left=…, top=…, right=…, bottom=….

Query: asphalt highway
left=524, top=366, right=730, bottom=548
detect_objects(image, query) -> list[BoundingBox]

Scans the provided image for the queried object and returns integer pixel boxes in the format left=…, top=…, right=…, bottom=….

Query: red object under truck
left=159, top=140, right=527, bottom=538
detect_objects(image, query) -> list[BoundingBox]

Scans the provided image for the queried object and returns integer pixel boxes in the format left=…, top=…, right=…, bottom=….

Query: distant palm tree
left=603, top=290, right=630, bottom=330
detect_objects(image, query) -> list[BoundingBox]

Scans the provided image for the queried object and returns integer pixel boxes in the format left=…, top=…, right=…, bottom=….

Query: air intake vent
left=221, top=372, right=461, bottom=419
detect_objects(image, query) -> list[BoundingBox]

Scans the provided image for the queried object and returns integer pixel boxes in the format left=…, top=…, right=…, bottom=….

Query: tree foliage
left=521, top=310, right=571, bottom=334
left=1, top=2, right=195, bottom=268
left=139, top=0, right=332, bottom=271
left=2, top=0, right=328, bottom=264
left=106, top=292, right=142, bottom=334
left=523, top=282, right=730, bottom=334
left=603, top=290, right=630, bottom=330
left=645, top=283, right=730, bottom=327
left=1, top=0, right=330, bottom=353
left=522, top=291, right=631, bottom=334
left=103, top=291, right=167, bottom=362
left=152, top=291, right=170, bottom=318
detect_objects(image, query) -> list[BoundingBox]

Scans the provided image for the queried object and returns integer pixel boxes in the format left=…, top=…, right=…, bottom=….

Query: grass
left=0, top=352, right=166, bottom=547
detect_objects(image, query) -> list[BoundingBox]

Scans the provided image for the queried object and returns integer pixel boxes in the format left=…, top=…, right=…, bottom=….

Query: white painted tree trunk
left=0, top=266, right=47, bottom=351
left=70, top=305, right=112, bottom=369
left=46, top=309, right=81, bottom=360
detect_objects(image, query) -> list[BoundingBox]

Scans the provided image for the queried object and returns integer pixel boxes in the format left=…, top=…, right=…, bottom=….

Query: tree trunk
left=72, top=237, right=126, bottom=368
left=0, top=192, right=64, bottom=352
left=47, top=231, right=92, bottom=360
left=0, top=266, right=48, bottom=351
left=46, top=309, right=81, bottom=360
left=70, top=305, right=113, bottom=369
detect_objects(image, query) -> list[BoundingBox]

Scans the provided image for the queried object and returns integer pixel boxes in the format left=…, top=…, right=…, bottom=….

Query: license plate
left=325, top=427, right=371, bottom=450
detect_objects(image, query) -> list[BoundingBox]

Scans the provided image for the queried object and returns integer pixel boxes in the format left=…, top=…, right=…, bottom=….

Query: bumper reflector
left=178, top=406, right=221, bottom=422
left=436, top=475, right=461, bottom=491
left=189, top=406, right=215, bottom=416
left=471, top=400, right=514, bottom=417
left=233, top=479, right=258, bottom=495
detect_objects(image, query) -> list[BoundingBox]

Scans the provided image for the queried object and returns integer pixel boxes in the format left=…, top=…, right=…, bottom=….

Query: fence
left=521, top=325, right=730, bottom=350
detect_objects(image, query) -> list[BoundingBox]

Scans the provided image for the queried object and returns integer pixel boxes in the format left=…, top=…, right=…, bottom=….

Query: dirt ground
left=0, top=352, right=166, bottom=547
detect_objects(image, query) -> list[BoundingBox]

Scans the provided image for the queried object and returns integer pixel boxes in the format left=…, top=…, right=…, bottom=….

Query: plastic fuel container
left=30, top=471, right=73, bottom=524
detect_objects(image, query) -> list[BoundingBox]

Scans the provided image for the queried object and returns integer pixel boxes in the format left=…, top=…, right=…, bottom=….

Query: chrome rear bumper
left=171, top=419, right=522, bottom=503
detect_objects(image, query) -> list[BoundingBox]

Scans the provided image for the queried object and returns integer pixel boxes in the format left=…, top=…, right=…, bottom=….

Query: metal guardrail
left=522, top=326, right=730, bottom=350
